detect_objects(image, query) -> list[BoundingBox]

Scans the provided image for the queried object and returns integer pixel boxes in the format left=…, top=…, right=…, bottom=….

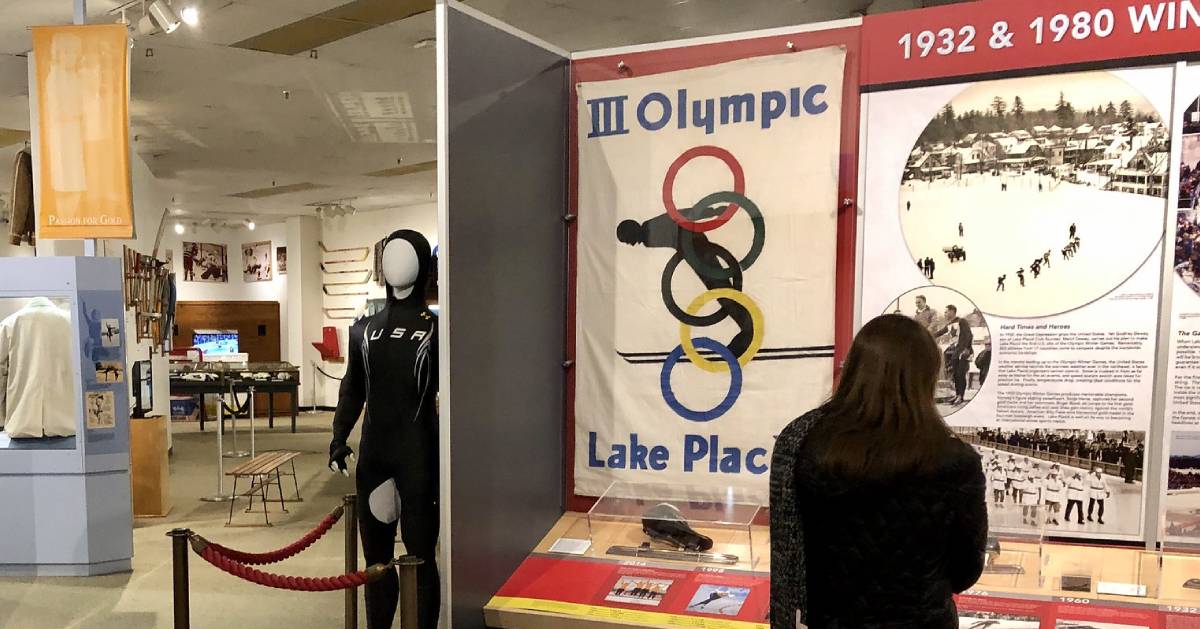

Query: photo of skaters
left=958, top=428, right=1146, bottom=536
left=605, top=577, right=673, bottom=607
left=1164, top=431, right=1200, bottom=540
left=1173, top=210, right=1200, bottom=296
left=886, top=287, right=991, bottom=416
left=957, top=612, right=1040, bottom=629
left=685, top=585, right=751, bottom=617
left=899, top=71, right=1168, bottom=318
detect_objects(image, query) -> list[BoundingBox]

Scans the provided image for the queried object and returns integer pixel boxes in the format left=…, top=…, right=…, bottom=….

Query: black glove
left=329, top=440, right=354, bottom=476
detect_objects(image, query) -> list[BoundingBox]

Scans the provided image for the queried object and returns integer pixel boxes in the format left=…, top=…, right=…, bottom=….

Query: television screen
left=193, top=329, right=239, bottom=356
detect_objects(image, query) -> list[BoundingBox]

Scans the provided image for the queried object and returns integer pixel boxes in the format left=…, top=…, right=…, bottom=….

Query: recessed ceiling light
left=173, top=222, right=184, bottom=234
left=246, top=220, right=256, bottom=231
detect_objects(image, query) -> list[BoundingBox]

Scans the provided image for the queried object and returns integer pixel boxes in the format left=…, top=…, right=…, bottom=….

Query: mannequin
left=329, top=229, right=439, bottom=629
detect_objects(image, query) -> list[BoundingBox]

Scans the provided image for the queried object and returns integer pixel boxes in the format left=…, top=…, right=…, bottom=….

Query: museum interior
left=2, top=0, right=1200, bottom=628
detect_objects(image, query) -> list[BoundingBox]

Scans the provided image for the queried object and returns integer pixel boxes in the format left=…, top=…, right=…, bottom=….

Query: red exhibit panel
left=491, top=554, right=770, bottom=626
left=863, top=0, right=1200, bottom=88
left=566, top=24, right=862, bottom=512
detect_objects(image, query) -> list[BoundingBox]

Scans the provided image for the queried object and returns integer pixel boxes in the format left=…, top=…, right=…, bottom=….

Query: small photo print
left=605, top=577, right=672, bottom=607
left=94, top=360, right=123, bottom=383
left=1165, top=430, right=1200, bottom=539
left=100, top=318, right=121, bottom=347
left=685, top=584, right=750, bottom=617
left=958, top=611, right=1040, bottom=628
left=957, top=428, right=1145, bottom=537
left=86, top=391, right=115, bottom=429
left=1055, top=621, right=1149, bottom=629
left=276, top=246, right=287, bottom=275
left=242, top=240, right=273, bottom=282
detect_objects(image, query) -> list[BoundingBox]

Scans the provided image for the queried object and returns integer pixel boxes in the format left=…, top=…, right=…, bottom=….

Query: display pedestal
left=0, top=257, right=133, bottom=577
left=131, top=415, right=171, bottom=517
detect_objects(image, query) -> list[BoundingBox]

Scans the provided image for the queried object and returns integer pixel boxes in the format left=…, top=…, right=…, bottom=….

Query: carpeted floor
left=0, top=412, right=393, bottom=629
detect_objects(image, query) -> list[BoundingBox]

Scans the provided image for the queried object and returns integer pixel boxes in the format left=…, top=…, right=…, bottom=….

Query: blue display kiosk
left=0, top=256, right=133, bottom=576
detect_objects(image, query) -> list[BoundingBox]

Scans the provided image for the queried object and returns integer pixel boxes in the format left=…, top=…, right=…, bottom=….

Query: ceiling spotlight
left=142, top=0, right=181, bottom=35
left=180, top=5, right=199, bottom=26
left=246, top=220, right=256, bottom=231
left=173, top=222, right=184, bottom=234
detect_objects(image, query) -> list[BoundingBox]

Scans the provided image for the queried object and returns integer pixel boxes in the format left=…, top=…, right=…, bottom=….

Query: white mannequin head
left=382, top=238, right=420, bottom=299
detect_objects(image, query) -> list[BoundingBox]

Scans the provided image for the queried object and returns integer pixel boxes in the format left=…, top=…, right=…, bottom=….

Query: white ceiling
left=0, top=0, right=964, bottom=224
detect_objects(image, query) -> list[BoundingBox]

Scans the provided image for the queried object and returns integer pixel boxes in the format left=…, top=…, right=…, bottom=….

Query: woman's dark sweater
left=788, top=426, right=987, bottom=628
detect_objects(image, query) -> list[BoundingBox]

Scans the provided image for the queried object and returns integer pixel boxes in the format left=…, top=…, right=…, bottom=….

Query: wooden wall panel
left=173, top=301, right=283, bottom=415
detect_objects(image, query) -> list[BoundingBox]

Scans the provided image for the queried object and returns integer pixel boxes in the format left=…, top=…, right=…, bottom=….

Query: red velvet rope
left=201, top=506, right=344, bottom=566
left=197, top=545, right=385, bottom=592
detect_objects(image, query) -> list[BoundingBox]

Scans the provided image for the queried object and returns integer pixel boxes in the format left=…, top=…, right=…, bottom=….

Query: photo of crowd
left=956, top=428, right=1145, bottom=535
left=886, top=287, right=990, bottom=416
left=899, top=71, right=1168, bottom=318
left=1165, top=431, right=1200, bottom=539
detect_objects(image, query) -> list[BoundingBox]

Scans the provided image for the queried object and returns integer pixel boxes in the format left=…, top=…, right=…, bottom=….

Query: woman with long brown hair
left=770, top=314, right=987, bottom=629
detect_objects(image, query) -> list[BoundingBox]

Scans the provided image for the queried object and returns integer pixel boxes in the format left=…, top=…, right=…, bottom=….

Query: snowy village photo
left=899, top=71, right=1169, bottom=318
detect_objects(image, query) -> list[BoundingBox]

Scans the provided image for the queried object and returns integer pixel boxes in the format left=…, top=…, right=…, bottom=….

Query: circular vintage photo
left=884, top=286, right=991, bottom=417
left=900, top=71, right=1168, bottom=318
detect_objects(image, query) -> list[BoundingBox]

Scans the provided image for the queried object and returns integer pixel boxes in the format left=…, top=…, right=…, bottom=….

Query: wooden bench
left=225, top=451, right=303, bottom=526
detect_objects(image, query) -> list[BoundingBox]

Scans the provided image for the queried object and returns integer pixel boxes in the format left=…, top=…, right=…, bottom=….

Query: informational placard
left=1163, top=63, right=1200, bottom=546
left=859, top=64, right=1173, bottom=541
left=863, top=0, right=1200, bottom=89
left=573, top=48, right=845, bottom=498
left=31, top=24, right=134, bottom=240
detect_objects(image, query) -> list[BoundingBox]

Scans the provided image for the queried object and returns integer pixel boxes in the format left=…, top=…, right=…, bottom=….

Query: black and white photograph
left=957, top=428, right=1145, bottom=536
left=1165, top=431, right=1200, bottom=539
left=183, top=241, right=228, bottom=283
left=885, top=286, right=991, bottom=416
left=276, top=246, right=287, bottom=275
left=958, top=612, right=1040, bottom=629
left=1055, top=621, right=1149, bottom=629
left=685, top=585, right=750, bottom=617
left=85, top=391, right=115, bottom=430
left=900, top=71, right=1168, bottom=318
left=99, top=318, right=120, bottom=347
left=242, top=240, right=272, bottom=282
left=94, top=360, right=123, bottom=384
left=604, top=577, right=672, bottom=607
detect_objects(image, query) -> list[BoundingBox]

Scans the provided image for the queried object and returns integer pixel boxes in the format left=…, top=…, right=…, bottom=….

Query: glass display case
left=978, top=502, right=1044, bottom=589
left=576, top=481, right=764, bottom=570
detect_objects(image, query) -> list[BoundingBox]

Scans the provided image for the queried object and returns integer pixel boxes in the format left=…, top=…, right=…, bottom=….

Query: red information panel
left=862, top=0, right=1200, bottom=88
left=493, top=557, right=1200, bottom=628
left=490, top=554, right=770, bottom=627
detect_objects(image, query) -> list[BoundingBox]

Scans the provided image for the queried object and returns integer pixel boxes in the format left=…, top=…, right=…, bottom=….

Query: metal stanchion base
left=200, top=494, right=237, bottom=502
left=223, top=451, right=250, bottom=458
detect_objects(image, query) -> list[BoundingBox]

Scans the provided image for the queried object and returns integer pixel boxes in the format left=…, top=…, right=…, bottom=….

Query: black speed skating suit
left=330, top=229, right=439, bottom=629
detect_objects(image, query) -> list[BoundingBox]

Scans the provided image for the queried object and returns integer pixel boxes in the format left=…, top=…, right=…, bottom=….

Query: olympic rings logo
left=657, top=146, right=766, bottom=423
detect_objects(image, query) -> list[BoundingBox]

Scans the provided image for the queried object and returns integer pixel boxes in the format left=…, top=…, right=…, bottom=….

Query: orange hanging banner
left=32, top=24, right=134, bottom=240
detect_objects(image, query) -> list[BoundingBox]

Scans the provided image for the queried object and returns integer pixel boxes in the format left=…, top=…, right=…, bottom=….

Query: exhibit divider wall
left=436, top=2, right=569, bottom=628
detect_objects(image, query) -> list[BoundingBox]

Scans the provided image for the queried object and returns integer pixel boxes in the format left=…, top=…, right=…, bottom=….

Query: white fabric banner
left=574, top=48, right=846, bottom=500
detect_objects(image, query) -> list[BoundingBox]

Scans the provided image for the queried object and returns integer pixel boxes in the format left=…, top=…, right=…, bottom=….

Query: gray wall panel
left=446, top=6, right=567, bottom=629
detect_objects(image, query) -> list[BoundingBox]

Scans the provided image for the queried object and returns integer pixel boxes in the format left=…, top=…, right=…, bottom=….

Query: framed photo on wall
left=182, top=241, right=228, bottom=283
left=276, top=246, right=287, bottom=275
left=242, top=240, right=272, bottom=282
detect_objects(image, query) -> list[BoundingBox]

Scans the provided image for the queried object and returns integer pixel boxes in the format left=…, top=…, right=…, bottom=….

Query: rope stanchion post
left=344, top=494, right=358, bottom=629
left=397, top=555, right=423, bottom=629
left=168, top=529, right=192, bottom=629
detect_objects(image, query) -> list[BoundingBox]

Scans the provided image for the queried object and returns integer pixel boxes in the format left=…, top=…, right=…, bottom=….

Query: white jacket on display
left=0, top=297, right=76, bottom=438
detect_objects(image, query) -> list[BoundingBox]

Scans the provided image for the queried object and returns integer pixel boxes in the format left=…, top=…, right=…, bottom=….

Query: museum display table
left=487, top=513, right=1200, bottom=629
